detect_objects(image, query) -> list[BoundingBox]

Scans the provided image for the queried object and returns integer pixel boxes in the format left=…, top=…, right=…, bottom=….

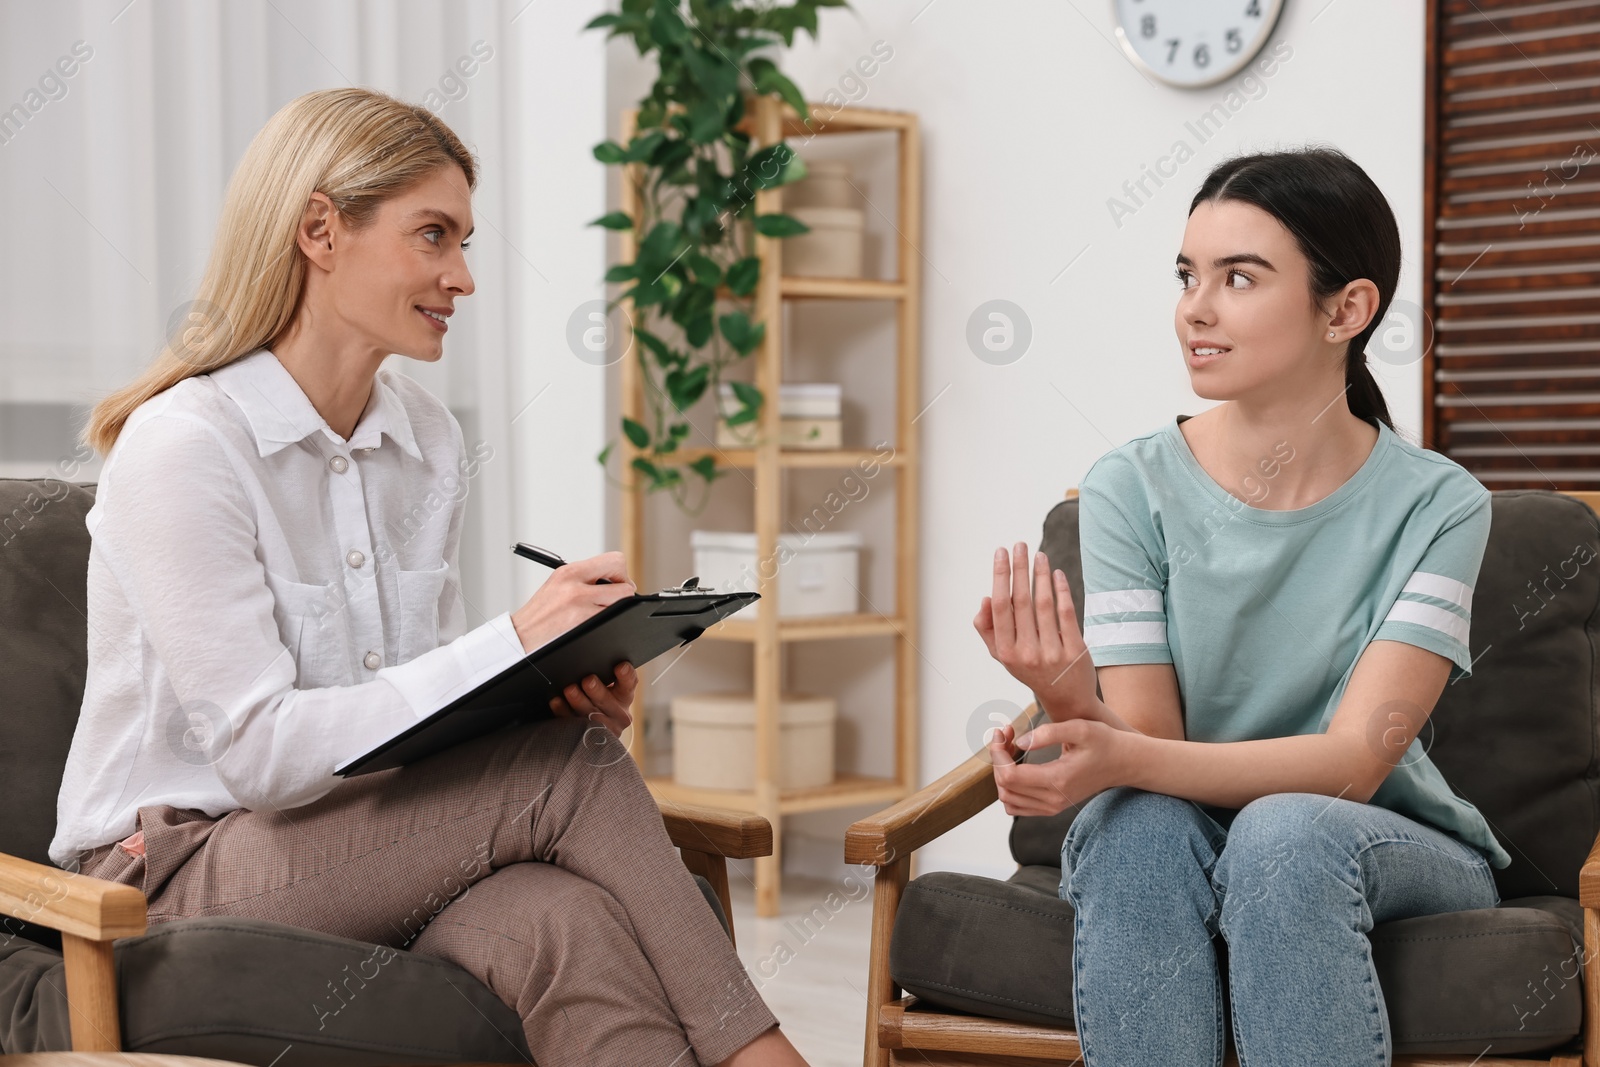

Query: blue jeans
left=1060, top=786, right=1502, bottom=1067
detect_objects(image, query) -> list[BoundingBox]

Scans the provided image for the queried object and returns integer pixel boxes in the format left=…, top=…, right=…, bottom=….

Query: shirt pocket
left=262, top=569, right=345, bottom=687
left=396, top=561, right=449, bottom=664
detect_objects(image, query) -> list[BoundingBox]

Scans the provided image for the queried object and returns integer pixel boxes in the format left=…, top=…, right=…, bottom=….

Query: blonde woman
left=53, top=87, right=808, bottom=1067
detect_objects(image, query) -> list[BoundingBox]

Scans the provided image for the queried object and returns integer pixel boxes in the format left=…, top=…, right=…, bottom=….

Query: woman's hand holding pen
left=973, top=541, right=1100, bottom=723
left=510, top=550, right=635, bottom=653
left=509, top=550, right=639, bottom=739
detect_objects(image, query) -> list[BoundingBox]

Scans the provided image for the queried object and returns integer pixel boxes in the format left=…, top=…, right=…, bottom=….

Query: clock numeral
left=1141, top=13, right=1156, bottom=38
left=1165, top=37, right=1180, bottom=64
left=1245, top=0, right=1262, bottom=16
left=1193, top=42, right=1210, bottom=67
left=1226, top=27, right=1242, bottom=52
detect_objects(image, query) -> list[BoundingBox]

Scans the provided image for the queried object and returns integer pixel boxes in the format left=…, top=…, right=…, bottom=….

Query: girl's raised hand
left=974, top=541, right=1099, bottom=721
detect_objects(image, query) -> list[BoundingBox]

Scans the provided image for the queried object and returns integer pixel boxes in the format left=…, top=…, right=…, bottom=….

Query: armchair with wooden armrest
left=849, top=487, right=1600, bottom=1066
left=0, top=800, right=769, bottom=1054
left=0, top=476, right=777, bottom=1058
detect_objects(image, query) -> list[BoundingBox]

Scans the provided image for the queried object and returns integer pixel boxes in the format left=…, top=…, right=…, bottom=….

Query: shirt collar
left=209, top=349, right=422, bottom=461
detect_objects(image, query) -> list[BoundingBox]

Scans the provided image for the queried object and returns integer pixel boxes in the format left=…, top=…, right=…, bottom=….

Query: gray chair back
left=0, top=478, right=97, bottom=869
left=1012, top=489, right=1600, bottom=904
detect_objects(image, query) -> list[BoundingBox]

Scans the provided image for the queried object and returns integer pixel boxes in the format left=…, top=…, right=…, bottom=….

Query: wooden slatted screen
left=1424, top=0, right=1600, bottom=487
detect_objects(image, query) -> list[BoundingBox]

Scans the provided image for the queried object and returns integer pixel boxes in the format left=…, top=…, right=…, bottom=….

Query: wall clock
left=1111, top=0, right=1288, bottom=89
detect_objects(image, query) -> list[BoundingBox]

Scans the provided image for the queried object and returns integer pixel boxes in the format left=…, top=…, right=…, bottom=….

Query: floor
left=724, top=872, right=877, bottom=1067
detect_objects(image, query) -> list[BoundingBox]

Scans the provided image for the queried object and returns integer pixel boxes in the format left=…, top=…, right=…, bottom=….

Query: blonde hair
left=83, top=86, right=477, bottom=457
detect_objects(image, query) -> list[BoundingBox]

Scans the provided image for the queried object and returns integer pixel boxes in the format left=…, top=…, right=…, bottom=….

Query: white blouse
left=49, top=348, right=526, bottom=868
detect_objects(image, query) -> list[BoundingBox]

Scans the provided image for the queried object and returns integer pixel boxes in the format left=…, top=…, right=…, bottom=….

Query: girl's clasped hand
left=983, top=716, right=1125, bottom=816
left=974, top=540, right=1129, bottom=816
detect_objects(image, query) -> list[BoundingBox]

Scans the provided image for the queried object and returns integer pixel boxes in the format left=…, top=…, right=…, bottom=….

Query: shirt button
left=346, top=549, right=366, bottom=569
left=364, top=651, right=381, bottom=670
left=328, top=455, right=349, bottom=474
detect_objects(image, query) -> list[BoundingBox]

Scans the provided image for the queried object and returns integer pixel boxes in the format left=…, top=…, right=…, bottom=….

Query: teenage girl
left=974, top=147, right=1505, bottom=1065
left=55, top=87, right=809, bottom=1067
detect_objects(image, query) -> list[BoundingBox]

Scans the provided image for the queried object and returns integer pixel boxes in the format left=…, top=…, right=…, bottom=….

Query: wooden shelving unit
left=617, top=97, right=922, bottom=916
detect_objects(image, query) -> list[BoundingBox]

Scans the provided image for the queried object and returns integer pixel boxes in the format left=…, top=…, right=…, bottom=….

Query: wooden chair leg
left=1584, top=907, right=1600, bottom=1067
left=681, top=849, right=735, bottom=949
left=61, top=932, right=121, bottom=1051
left=863, top=855, right=910, bottom=1067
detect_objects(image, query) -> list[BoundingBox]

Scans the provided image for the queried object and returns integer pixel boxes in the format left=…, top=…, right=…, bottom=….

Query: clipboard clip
left=659, top=576, right=707, bottom=596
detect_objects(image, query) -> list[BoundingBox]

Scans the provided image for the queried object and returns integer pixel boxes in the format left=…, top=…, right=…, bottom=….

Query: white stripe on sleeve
left=1383, top=600, right=1471, bottom=647
left=1083, top=588, right=1163, bottom=617
left=1400, top=571, right=1474, bottom=612
left=1084, top=620, right=1168, bottom=649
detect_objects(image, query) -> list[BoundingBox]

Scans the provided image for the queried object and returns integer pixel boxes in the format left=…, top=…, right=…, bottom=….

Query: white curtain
left=0, top=0, right=609, bottom=627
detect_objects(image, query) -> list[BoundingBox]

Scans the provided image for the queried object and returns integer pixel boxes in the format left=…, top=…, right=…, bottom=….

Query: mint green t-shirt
left=1078, top=414, right=1510, bottom=870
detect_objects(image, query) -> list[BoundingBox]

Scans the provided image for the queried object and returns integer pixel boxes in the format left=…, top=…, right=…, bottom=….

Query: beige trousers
left=78, top=714, right=779, bottom=1066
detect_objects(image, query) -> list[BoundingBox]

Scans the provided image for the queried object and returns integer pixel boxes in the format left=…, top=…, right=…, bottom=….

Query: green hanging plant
left=587, top=0, right=845, bottom=512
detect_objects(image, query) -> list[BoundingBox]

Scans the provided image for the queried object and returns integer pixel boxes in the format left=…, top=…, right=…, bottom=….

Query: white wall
left=0, top=0, right=609, bottom=627
left=606, top=0, right=1427, bottom=879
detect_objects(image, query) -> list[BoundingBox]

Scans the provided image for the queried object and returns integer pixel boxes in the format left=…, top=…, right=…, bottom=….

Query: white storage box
left=717, top=381, right=842, bottom=419
left=715, top=416, right=842, bottom=450
left=715, top=382, right=843, bottom=449
left=691, top=529, right=862, bottom=618
left=670, top=691, right=837, bottom=790
left=786, top=205, right=864, bottom=278
left=790, top=160, right=856, bottom=209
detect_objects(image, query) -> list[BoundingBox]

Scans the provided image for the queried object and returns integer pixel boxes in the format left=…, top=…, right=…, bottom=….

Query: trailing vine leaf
left=748, top=58, right=809, bottom=120
left=753, top=212, right=810, bottom=237
left=622, top=417, right=651, bottom=448
left=649, top=1, right=689, bottom=45
left=638, top=220, right=687, bottom=268
left=718, top=310, right=765, bottom=356
left=587, top=0, right=850, bottom=508
left=665, top=364, right=711, bottom=410
left=725, top=256, right=761, bottom=296
left=685, top=313, right=714, bottom=347
left=730, top=380, right=763, bottom=409
left=747, top=143, right=810, bottom=190
left=631, top=325, right=676, bottom=368
left=684, top=252, right=722, bottom=286
left=724, top=378, right=763, bottom=426
left=624, top=129, right=668, bottom=162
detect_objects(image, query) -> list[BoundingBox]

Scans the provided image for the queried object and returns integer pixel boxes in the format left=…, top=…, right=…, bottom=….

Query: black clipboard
left=334, top=588, right=759, bottom=776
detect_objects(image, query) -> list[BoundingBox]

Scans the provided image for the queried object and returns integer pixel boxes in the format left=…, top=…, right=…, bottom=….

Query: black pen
left=512, top=542, right=612, bottom=584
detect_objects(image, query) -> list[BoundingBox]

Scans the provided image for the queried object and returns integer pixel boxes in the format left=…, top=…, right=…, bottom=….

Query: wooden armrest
left=656, top=800, right=773, bottom=860
left=845, top=705, right=1039, bottom=866
left=0, top=851, right=146, bottom=942
left=1580, top=825, right=1600, bottom=908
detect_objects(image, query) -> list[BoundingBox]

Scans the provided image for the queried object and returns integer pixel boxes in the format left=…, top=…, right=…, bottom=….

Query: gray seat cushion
left=890, top=490, right=1600, bottom=1056
left=890, top=867, right=1586, bottom=1056
left=0, top=477, right=731, bottom=1058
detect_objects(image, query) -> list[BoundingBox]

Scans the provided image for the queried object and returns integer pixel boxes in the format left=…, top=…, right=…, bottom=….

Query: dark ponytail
left=1188, top=146, right=1400, bottom=435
